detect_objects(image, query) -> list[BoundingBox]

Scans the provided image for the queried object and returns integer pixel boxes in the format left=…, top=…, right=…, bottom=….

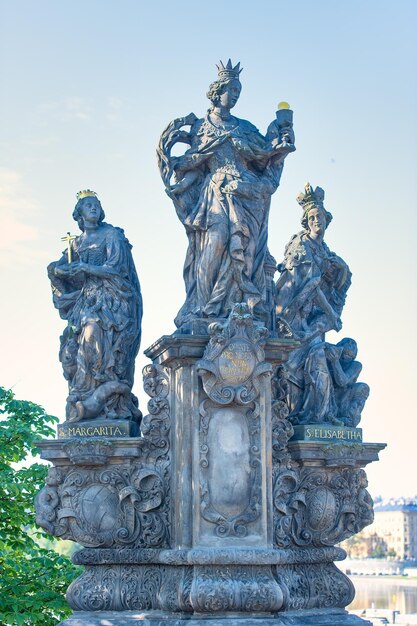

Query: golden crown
left=216, top=59, right=243, bottom=81
left=296, top=182, right=325, bottom=210
left=76, top=189, right=98, bottom=201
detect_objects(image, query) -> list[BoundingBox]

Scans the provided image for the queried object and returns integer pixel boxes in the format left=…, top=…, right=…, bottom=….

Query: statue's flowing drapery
left=48, top=223, right=142, bottom=422
left=158, top=114, right=291, bottom=328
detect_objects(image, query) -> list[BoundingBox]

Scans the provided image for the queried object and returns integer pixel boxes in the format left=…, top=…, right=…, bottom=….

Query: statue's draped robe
left=50, top=223, right=142, bottom=420
left=275, top=230, right=351, bottom=423
left=166, top=115, right=286, bottom=327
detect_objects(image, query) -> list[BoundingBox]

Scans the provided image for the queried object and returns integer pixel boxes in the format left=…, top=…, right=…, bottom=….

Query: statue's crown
left=76, top=189, right=98, bottom=201
left=216, top=59, right=242, bottom=81
left=296, top=182, right=325, bottom=210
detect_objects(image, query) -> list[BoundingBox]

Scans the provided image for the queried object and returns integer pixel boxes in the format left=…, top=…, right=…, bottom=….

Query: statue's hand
left=326, top=344, right=343, bottom=362
left=54, top=264, right=71, bottom=277
left=280, top=127, right=295, bottom=145
left=332, top=314, right=343, bottom=332
left=182, top=112, right=198, bottom=127
left=74, top=261, right=88, bottom=273
left=55, top=263, right=85, bottom=278
left=271, top=137, right=296, bottom=156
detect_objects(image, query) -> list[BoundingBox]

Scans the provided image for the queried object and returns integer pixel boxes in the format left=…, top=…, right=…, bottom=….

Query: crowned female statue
left=275, top=183, right=353, bottom=424
left=158, top=60, right=295, bottom=331
left=47, top=190, right=142, bottom=425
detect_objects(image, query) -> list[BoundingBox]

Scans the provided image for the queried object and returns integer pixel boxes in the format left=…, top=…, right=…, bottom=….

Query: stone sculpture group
left=35, top=60, right=384, bottom=626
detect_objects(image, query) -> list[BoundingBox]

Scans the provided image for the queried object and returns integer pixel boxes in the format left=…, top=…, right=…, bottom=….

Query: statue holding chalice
left=158, top=60, right=296, bottom=332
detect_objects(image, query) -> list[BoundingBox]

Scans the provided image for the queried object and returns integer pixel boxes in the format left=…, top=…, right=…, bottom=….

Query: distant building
left=341, top=497, right=417, bottom=560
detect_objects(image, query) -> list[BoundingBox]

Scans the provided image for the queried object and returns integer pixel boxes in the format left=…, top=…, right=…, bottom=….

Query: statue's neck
left=83, top=224, right=100, bottom=237
left=211, top=106, right=232, bottom=121
left=307, top=232, right=324, bottom=245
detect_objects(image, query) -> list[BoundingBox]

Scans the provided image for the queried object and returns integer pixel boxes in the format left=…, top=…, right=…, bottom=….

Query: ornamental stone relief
left=35, top=463, right=169, bottom=548
left=198, top=399, right=263, bottom=538
left=196, top=302, right=271, bottom=405
left=273, top=466, right=374, bottom=548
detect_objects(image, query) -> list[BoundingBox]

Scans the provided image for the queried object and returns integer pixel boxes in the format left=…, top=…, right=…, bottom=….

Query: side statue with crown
left=47, top=190, right=142, bottom=429
left=275, top=183, right=369, bottom=427
left=158, top=59, right=295, bottom=332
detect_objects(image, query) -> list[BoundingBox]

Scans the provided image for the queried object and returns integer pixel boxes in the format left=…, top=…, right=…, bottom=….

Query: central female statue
left=158, top=60, right=295, bottom=331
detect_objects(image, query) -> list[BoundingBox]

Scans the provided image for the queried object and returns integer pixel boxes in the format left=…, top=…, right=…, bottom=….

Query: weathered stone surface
left=47, top=190, right=142, bottom=427
left=291, top=425, right=362, bottom=443
left=36, top=463, right=168, bottom=548
left=72, top=546, right=346, bottom=566
left=287, top=440, right=385, bottom=467
left=35, top=61, right=385, bottom=626
left=196, top=303, right=271, bottom=405
left=189, top=564, right=283, bottom=613
left=193, top=305, right=272, bottom=546
left=58, top=609, right=373, bottom=625
left=66, top=564, right=193, bottom=612
left=157, top=60, right=295, bottom=332
left=36, top=365, right=172, bottom=550
left=275, top=184, right=369, bottom=429
left=57, top=419, right=136, bottom=439
left=35, top=303, right=385, bottom=621
left=273, top=465, right=375, bottom=548
left=144, top=333, right=298, bottom=367
left=275, top=561, right=355, bottom=610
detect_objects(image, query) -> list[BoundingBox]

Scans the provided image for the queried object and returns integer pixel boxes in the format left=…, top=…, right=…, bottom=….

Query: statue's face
left=80, top=198, right=100, bottom=225
left=219, top=79, right=241, bottom=109
left=307, top=208, right=326, bottom=238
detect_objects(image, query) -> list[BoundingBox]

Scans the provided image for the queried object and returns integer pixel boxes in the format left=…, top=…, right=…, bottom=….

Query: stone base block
left=58, top=609, right=372, bottom=626
left=66, top=550, right=354, bottom=614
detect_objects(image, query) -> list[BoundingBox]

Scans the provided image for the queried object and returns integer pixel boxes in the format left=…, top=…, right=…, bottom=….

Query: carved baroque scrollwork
left=274, top=562, right=355, bottom=610
left=141, top=363, right=172, bottom=545
left=35, top=462, right=169, bottom=548
left=190, top=565, right=284, bottom=613
left=67, top=564, right=164, bottom=611
left=63, top=439, right=113, bottom=465
left=196, top=304, right=270, bottom=538
left=271, top=365, right=294, bottom=467
left=273, top=466, right=373, bottom=548
left=66, top=562, right=289, bottom=613
left=141, top=364, right=170, bottom=461
left=196, top=302, right=271, bottom=405
left=157, top=566, right=193, bottom=613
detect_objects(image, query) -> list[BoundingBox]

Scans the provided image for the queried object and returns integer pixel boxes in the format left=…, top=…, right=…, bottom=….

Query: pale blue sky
left=0, top=0, right=416, bottom=497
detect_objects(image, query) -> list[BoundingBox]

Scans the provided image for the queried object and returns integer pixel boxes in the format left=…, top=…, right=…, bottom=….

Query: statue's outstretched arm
left=157, top=113, right=198, bottom=194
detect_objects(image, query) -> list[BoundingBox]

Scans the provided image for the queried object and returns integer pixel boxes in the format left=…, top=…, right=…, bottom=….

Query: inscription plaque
left=291, top=425, right=363, bottom=443
left=57, top=419, right=134, bottom=439
left=218, top=340, right=256, bottom=384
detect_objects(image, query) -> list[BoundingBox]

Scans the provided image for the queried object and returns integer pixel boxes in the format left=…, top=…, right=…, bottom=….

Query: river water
left=348, top=577, right=417, bottom=614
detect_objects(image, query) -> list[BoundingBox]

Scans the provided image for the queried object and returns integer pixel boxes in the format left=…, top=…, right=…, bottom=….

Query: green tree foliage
left=0, top=387, right=79, bottom=626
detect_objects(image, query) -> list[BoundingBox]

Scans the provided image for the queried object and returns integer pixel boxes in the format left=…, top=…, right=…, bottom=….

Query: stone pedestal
left=58, top=609, right=373, bottom=626
left=35, top=313, right=385, bottom=625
